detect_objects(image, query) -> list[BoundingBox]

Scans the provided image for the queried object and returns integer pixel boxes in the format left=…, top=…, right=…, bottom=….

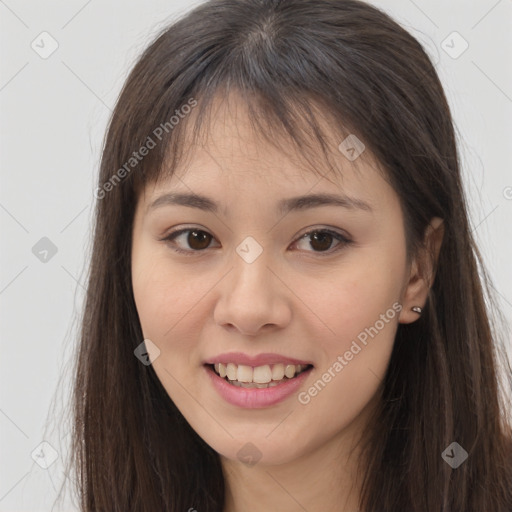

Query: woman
left=66, top=0, right=512, bottom=510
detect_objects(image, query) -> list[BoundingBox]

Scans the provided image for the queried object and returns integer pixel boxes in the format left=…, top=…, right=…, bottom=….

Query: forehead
left=179, top=91, right=369, bottom=175
left=140, top=91, right=392, bottom=215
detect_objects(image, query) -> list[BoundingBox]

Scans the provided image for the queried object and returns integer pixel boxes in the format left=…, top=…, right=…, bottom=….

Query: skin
left=131, top=93, right=444, bottom=511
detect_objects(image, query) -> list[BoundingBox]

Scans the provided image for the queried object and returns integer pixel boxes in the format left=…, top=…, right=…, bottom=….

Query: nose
left=213, top=250, right=292, bottom=336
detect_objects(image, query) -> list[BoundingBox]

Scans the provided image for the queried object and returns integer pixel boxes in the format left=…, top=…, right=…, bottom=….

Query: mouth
left=205, top=362, right=314, bottom=389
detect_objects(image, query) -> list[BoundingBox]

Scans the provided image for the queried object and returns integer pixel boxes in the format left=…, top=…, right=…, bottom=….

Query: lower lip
left=204, top=364, right=313, bottom=409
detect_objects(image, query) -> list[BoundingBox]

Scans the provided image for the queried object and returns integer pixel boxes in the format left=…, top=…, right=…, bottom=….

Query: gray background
left=1, top=0, right=511, bottom=510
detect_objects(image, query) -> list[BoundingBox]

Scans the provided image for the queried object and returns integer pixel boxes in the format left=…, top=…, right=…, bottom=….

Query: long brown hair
left=59, top=0, right=512, bottom=510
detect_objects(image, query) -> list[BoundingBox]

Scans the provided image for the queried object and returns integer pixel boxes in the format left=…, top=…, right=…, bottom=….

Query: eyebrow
left=147, top=192, right=373, bottom=215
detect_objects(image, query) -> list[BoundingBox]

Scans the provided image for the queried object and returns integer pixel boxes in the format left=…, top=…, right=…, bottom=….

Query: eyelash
left=160, top=226, right=353, bottom=257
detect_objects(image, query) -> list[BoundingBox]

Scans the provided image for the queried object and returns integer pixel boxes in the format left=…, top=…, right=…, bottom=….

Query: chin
left=202, top=430, right=310, bottom=468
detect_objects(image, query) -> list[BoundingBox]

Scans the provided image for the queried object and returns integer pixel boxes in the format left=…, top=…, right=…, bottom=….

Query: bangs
left=133, top=82, right=382, bottom=198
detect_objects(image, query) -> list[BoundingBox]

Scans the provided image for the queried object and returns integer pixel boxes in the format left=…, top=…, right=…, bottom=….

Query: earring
left=411, top=306, right=422, bottom=315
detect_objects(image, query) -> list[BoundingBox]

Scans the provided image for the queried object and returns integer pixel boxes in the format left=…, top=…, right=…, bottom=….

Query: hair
left=61, top=0, right=512, bottom=510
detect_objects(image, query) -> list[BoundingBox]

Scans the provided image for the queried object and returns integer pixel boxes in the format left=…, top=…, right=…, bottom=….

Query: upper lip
left=204, top=352, right=313, bottom=367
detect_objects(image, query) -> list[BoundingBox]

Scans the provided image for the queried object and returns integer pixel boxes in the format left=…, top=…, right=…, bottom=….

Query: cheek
left=132, top=264, right=175, bottom=339
left=296, top=271, right=401, bottom=437
left=294, top=244, right=404, bottom=420
left=132, top=252, right=205, bottom=340
left=303, top=252, right=404, bottom=352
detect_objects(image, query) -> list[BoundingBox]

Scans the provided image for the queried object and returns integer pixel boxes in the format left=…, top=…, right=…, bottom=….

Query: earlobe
left=399, top=217, right=444, bottom=324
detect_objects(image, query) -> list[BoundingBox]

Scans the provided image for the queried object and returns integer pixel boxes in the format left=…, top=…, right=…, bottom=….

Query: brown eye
left=308, top=231, right=335, bottom=252
left=162, top=227, right=352, bottom=257
left=162, top=228, right=216, bottom=254
left=186, top=230, right=212, bottom=250
left=294, top=229, right=351, bottom=254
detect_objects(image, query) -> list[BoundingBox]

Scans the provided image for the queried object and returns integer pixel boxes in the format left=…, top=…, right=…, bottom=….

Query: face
left=131, top=94, right=413, bottom=467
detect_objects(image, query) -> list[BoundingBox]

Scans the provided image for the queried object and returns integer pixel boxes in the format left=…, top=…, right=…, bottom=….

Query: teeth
left=284, top=364, right=296, bottom=378
left=253, top=365, right=272, bottom=383
left=237, top=365, right=253, bottom=382
left=226, top=363, right=237, bottom=381
left=232, top=381, right=281, bottom=388
left=272, top=363, right=285, bottom=380
left=211, top=362, right=309, bottom=384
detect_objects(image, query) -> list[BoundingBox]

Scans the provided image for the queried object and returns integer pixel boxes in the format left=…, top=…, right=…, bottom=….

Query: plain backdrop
left=1, top=0, right=511, bottom=510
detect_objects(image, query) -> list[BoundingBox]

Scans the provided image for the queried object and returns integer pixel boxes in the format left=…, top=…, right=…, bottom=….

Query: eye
left=161, top=228, right=218, bottom=255
left=160, top=227, right=352, bottom=256
left=291, top=228, right=352, bottom=255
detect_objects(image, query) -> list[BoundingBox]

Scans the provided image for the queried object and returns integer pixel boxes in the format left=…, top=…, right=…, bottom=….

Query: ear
left=399, top=217, right=444, bottom=324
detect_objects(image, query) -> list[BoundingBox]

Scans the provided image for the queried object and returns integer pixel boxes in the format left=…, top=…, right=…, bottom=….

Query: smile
left=204, top=363, right=314, bottom=408
left=210, top=362, right=312, bottom=388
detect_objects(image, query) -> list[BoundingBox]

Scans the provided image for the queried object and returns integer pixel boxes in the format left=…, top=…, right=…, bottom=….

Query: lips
left=203, top=351, right=315, bottom=408
left=204, top=363, right=313, bottom=408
